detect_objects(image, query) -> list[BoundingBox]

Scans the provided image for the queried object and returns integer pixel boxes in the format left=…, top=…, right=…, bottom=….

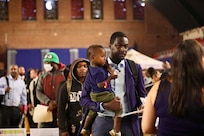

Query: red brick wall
left=0, top=0, right=182, bottom=69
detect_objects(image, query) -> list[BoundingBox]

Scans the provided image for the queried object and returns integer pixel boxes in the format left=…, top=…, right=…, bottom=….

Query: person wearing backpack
left=56, top=58, right=89, bottom=136
left=80, top=31, right=147, bottom=136
left=0, top=64, right=27, bottom=128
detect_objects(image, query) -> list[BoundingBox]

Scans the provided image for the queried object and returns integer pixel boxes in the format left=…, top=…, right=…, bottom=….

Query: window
left=22, top=0, right=36, bottom=20
left=0, top=0, right=8, bottom=21
left=71, top=0, right=84, bottom=19
left=133, top=0, right=145, bottom=20
left=114, top=0, right=126, bottom=20
left=90, top=0, right=103, bottom=19
left=44, top=0, right=58, bottom=20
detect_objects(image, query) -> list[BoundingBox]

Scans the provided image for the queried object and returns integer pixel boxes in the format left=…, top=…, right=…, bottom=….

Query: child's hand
left=110, top=70, right=119, bottom=79
left=110, top=74, right=117, bottom=79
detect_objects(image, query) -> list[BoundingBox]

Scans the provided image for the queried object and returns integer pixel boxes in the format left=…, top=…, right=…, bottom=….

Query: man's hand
left=28, top=104, right=33, bottom=110
left=136, top=104, right=144, bottom=116
left=5, top=87, right=11, bottom=93
left=138, top=104, right=144, bottom=110
left=47, top=100, right=57, bottom=112
left=24, top=105, right=28, bottom=115
left=103, top=97, right=122, bottom=111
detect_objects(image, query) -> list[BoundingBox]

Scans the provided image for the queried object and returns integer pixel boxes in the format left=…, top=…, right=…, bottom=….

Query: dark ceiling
left=149, top=0, right=204, bottom=33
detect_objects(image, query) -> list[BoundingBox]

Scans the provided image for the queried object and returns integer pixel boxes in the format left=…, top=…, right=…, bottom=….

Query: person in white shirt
left=0, top=64, right=27, bottom=128
left=27, top=68, right=41, bottom=128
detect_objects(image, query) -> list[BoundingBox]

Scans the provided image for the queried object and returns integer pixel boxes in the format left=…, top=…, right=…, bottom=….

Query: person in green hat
left=36, top=52, right=66, bottom=128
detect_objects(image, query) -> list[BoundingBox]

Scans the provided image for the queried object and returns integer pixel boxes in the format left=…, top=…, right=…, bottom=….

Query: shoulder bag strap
left=5, top=76, right=9, bottom=87
left=126, top=59, right=141, bottom=108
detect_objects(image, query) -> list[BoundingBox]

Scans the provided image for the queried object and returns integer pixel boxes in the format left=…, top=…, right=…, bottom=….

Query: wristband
left=104, top=80, right=108, bottom=88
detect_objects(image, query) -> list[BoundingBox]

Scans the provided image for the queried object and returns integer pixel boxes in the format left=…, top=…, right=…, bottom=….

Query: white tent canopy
left=125, top=49, right=163, bottom=69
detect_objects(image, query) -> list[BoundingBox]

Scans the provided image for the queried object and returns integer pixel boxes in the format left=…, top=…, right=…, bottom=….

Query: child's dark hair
left=86, top=44, right=104, bottom=59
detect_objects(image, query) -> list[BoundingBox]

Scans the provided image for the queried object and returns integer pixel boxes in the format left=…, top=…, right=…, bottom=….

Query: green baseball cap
left=43, top=52, right=59, bottom=64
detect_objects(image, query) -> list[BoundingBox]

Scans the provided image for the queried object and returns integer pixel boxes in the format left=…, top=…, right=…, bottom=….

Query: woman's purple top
left=154, top=79, right=204, bottom=136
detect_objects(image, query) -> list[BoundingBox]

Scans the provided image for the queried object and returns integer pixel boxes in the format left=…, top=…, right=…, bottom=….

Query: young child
left=80, top=45, right=122, bottom=136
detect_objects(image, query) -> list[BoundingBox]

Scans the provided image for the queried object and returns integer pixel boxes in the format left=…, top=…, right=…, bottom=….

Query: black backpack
left=126, top=59, right=142, bottom=108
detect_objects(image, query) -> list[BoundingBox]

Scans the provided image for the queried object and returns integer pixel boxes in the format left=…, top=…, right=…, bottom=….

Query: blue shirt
left=108, top=59, right=128, bottom=114
left=0, top=75, right=27, bottom=107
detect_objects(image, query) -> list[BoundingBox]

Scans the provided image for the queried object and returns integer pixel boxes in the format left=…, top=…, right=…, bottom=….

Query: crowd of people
left=0, top=31, right=204, bottom=136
